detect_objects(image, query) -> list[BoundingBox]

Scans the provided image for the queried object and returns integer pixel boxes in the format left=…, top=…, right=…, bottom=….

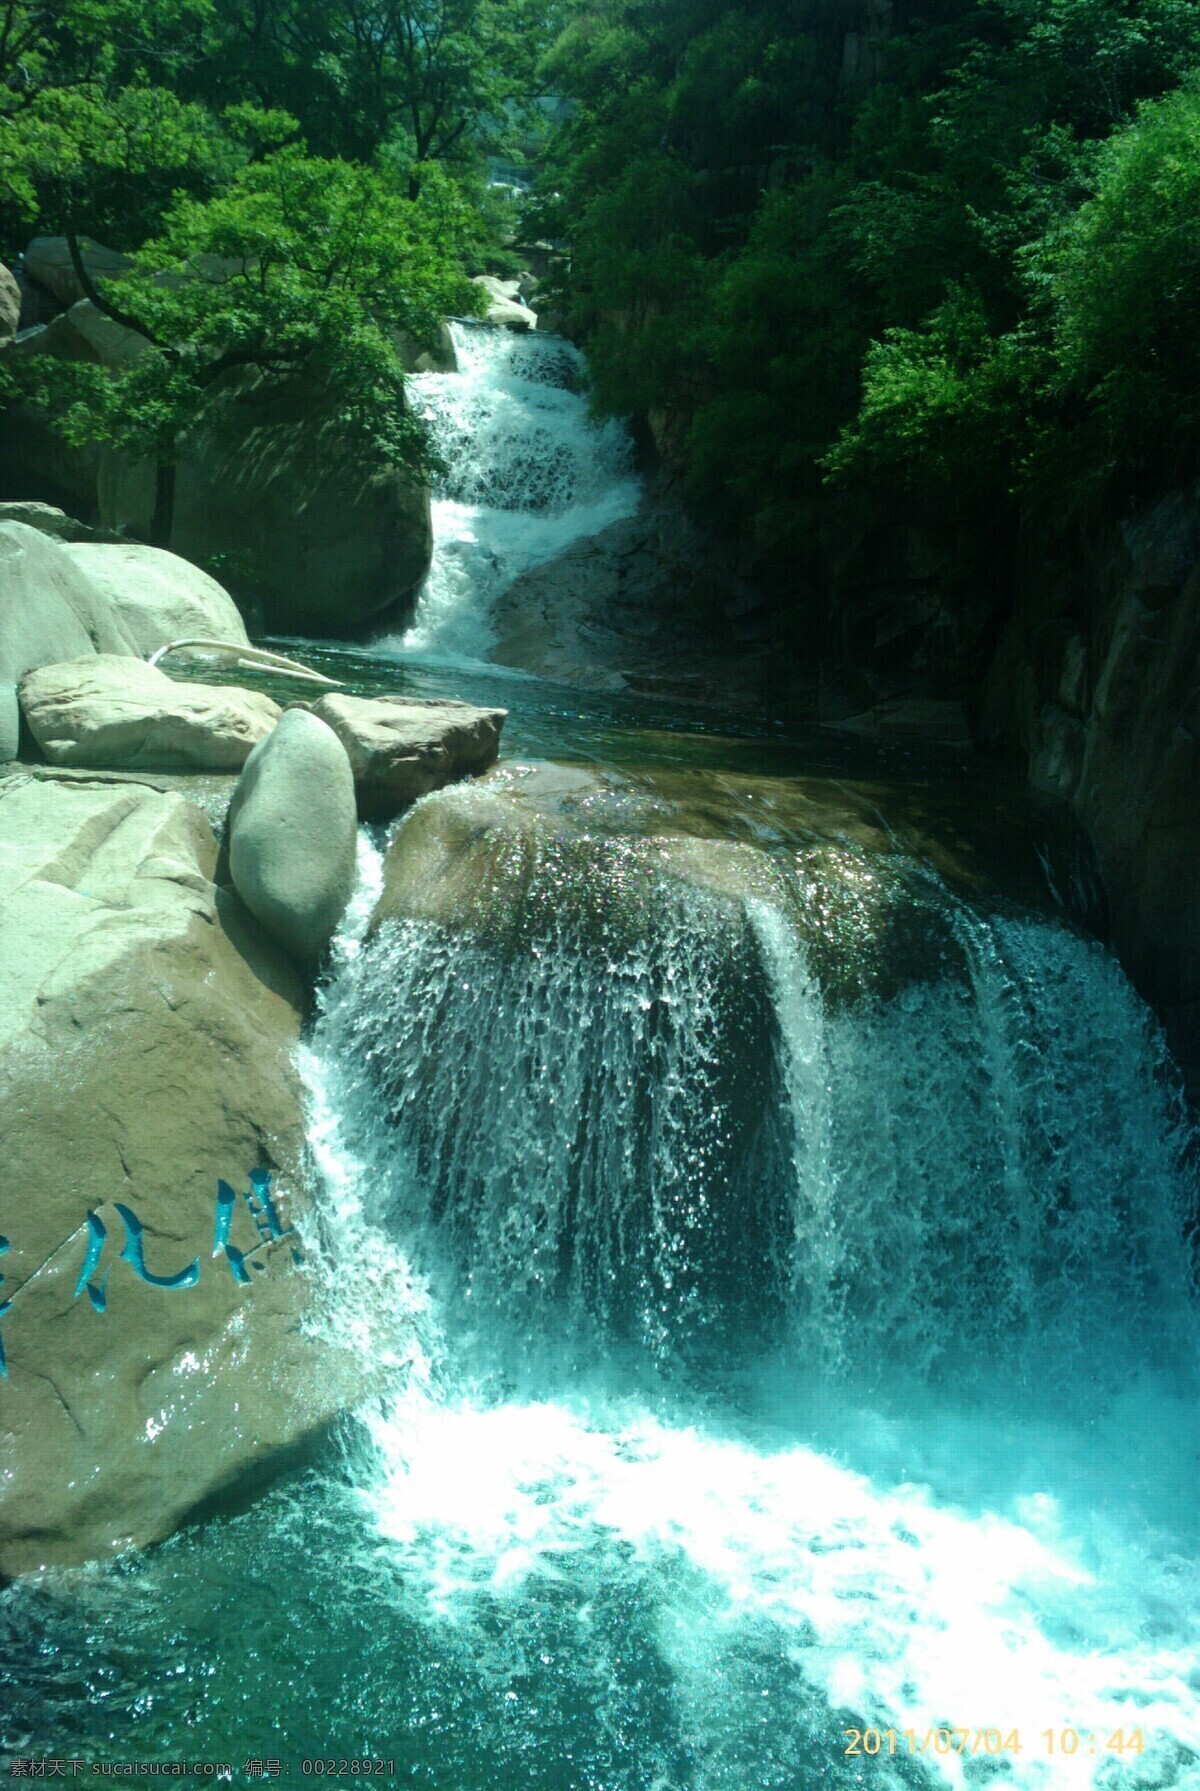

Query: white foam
left=359, top=1384, right=1200, bottom=1789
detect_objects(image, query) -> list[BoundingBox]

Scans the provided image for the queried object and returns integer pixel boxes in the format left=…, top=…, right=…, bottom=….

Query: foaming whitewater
left=298, top=813, right=1200, bottom=1789
left=380, top=322, right=639, bottom=664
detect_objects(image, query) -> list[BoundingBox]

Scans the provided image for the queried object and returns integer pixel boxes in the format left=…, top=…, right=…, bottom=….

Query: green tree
left=196, top=0, right=559, bottom=184
left=14, top=147, right=483, bottom=541
left=0, top=0, right=217, bottom=249
left=1035, top=78, right=1200, bottom=482
left=545, top=0, right=1200, bottom=611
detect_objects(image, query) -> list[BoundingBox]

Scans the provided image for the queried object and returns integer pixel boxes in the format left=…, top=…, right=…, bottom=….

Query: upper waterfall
left=383, top=323, right=641, bottom=665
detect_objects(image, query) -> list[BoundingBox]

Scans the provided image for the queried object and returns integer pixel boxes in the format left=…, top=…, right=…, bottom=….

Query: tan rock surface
left=311, top=691, right=506, bottom=820
left=0, top=523, right=140, bottom=761
left=63, top=541, right=250, bottom=655
left=0, top=774, right=355, bottom=1576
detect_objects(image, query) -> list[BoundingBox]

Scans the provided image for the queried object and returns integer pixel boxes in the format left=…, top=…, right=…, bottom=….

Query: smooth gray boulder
left=63, top=541, right=250, bottom=655
left=0, top=772, right=357, bottom=1575
left=228, top=708, right=357, bottom=963
left=311, top=691, right=507, bottom=820
left=0, top=521, right=140, bottom=760
left=20, top=655, right=281, bottom=769
left=470, top=275, right=536, bottom=331
left=0, top=501, right=95, bottom=542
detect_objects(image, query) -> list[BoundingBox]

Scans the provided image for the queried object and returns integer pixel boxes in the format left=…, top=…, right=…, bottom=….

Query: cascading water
left=382, top=322, right=640, bottom=665
left=290, top=781, right=1200, bottom=1789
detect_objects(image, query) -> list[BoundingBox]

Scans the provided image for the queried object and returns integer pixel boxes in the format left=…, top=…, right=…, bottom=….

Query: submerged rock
left=0, top=522, right=140, bottom=761
left=370, top=763, right=776, bottom=947
left=311, top=691, right=506, bottom=820
left=228, top=708, right=357, bottom=966
left=62, top=541, right=250, bottom=655
left=19, top=655, right=280, bottom=770
left=0, top=773, right=354, bottom=1577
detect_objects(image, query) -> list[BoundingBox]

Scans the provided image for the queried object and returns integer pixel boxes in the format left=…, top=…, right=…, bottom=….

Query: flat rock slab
left=20, top=655, right=281, bottom=770
left=312, top=691, right=507, bottom=820
left=26, top=762, right=241, bottom=832
left=0, top=773, right=358, bottom=1575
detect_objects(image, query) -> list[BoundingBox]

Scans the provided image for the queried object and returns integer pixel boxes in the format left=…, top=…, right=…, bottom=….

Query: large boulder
left=0, top=773, right=356, bottom=1576
left=370, top=763, right=775, bottom=947
left=311, top=691, right=506, bottom=820
left=63, top=541, right=250, bottom=654
left=99, top=369, right=434, bottom=636
left=394, top=320, right=458, bottom=374
left=228, top=708, right=357, bottom=964
left=0, top=501, right=99, bottom=543
left=0, top=522, right=140, bottom=761
left=22, top=235, right=133, bottom=308
left=62, top=296, right=153, bottom=365
left=470, top=274, right=537, bottom=331
left=0, top=260, right=19, bottom=344
left=1, top=267, right=433, bottom=631
left=19, top=656, right=280, bottom=771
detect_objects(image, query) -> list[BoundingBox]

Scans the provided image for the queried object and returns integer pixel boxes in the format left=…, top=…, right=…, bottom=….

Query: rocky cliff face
left=980, top=489, right=1200, bottom=1096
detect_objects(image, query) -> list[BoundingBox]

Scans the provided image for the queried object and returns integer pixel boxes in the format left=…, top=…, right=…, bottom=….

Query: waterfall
left=381, top=323, right=640, bottom=664
left=268, top=326, right=1200, bottom=1785
left=307, top=830, right=1197, bottom=1391
left=290, top=811, right=1200, bottom=1788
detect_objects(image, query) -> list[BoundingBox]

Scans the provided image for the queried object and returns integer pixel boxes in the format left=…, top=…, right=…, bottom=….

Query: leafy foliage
left=0, top=0, right=506, bottom=541
left=1037, top=79, right=1200, bottom=473
left=188, top=0, right=558, bottom=174
left=544, top=0, right=1200, bottom=599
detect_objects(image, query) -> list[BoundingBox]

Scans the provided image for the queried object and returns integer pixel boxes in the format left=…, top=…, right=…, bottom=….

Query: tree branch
left=65, top=228, right=166, bottom=350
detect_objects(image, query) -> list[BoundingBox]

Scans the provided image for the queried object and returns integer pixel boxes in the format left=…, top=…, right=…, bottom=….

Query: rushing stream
left=3, top=325, right=1200, bottom=1788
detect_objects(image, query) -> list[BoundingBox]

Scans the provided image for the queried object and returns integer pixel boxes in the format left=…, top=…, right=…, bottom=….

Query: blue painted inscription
left=0, top=1173, right=293, bottom=1380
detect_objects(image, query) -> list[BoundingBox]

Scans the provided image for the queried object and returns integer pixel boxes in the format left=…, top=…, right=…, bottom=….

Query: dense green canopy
left=539, top=0, right=1200, bottom=612
left=7, top=0, right=1200, bottom=608
left=0, top=0, right=555, bottom=538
